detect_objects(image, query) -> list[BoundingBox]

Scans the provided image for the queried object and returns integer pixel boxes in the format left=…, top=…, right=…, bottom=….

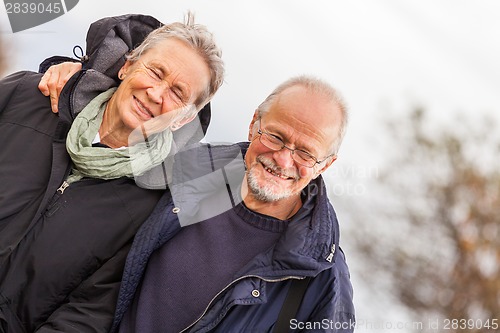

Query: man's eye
left=296, top=150, right=315, bottom=162
left=269, top=133, right=284, bottom=144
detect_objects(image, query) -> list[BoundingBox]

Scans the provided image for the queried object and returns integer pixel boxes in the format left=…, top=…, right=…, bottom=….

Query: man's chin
left=248, top=180, right=292, bottom=202
left=247, top=165, right=295, bottom=201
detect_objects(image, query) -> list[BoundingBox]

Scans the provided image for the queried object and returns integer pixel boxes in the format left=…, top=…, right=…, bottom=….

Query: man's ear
left=248, top=111, right=260, bottom=141
left=313, top=155, right=337, bottom=179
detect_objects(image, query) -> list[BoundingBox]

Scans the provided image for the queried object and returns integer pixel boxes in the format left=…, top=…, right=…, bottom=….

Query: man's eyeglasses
left=257, top=121, right=335, bottom=168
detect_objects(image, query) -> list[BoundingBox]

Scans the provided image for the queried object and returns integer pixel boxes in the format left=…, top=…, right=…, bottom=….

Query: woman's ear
left=118, top=61, right=132, bottom=80
left=248, top=111, right=260, bottom=141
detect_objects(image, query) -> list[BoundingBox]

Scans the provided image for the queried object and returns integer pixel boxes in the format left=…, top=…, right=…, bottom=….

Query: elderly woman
left=0, top=13, right=223, bottom=333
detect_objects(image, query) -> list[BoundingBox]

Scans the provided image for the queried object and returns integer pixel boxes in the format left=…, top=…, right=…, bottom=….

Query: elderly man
left=110, top=75, right=355, bottom=333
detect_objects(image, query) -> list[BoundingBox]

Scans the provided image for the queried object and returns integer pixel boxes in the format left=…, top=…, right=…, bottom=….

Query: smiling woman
left=0, top=13, right=224, bottom=333
left=100, top=37, right=211, bottom=148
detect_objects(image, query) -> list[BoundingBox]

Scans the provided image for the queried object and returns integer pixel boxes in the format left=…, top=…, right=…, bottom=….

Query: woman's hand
left=38, top=62, right=82, bottom=113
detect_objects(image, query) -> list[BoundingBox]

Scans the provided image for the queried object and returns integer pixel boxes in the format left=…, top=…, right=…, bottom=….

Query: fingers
left=38, top=62, right=82, bottom=113
left=38, top=69, right=60, bottom=113
left=38, top=69, right=51, bottom=96
left=49, top=82, right=60, bottom=114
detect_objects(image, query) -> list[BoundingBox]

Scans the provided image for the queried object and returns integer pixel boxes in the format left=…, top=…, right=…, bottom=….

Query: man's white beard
left=246, top=164, right=294, bottom=202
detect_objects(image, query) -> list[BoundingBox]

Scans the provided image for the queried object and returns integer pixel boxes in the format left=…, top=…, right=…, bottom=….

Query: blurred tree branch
left=351, top=108, right=500, bottom=332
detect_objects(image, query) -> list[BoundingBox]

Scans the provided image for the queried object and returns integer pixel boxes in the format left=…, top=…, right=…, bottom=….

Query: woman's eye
left=167, top=85, right=186, bottom=104
left=171, top=89, right=184, bottom=102
left=147, top=68, right=161, bottom=79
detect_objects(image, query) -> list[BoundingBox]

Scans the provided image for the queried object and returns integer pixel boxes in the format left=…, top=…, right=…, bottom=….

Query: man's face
left=111, top=38, right=210, bottom=134
left=245, top=85, right=340, bottom=203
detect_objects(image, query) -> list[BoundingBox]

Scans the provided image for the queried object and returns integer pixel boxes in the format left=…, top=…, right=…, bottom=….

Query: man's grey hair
left=126, top=11, right=224, bottom=110
left=256, top=75, right=348, bottom=155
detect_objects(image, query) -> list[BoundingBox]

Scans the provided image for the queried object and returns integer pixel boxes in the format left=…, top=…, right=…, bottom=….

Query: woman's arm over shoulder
left=37, top=62, right=82, bottom=113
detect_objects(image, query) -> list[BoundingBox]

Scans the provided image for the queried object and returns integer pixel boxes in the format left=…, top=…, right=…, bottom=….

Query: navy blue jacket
left=111, top=143, right=355, bottom=332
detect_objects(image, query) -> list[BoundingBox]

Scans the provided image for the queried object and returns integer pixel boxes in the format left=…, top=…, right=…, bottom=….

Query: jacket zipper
left=44, top=181, right=71, bottom=217
left=179, top=211, right=337, bottom=331
left=326, top=244, right=336, bottom=262
left=179, top=275, right=306, bottom=333
left=68, top=70, right=87, bottom=122
left=57, top=181, right=70, bottom=194
left=325, top=205, right=337, bottom=263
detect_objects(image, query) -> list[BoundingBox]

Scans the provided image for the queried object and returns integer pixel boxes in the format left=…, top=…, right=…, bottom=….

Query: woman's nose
left=146, top=84, right=164, bottom=104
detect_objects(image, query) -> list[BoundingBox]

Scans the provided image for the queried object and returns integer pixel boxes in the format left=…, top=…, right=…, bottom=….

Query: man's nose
left=272, top=147, right=295, bottom=169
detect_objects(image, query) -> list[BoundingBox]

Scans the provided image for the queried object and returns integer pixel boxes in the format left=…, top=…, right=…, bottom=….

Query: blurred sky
left=1, top=1, right=500, bottom=331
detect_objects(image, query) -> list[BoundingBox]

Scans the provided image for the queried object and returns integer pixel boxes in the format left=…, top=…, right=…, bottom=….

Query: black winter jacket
left=0, top=69, right=163, bottom=333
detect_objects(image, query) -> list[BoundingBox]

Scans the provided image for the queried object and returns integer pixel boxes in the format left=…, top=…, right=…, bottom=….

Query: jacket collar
left=234, top=174, right=339, bottom=279
left=238, top=141, right=339, bottom=276
left=168, top=142, right=340, bottom=278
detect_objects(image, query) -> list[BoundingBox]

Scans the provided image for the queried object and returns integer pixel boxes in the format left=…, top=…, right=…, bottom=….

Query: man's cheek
left=299, top=166, right=310, bottom=179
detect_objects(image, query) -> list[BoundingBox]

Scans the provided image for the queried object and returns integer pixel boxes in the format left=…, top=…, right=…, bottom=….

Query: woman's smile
left=133, top=96, right=155, bottom=121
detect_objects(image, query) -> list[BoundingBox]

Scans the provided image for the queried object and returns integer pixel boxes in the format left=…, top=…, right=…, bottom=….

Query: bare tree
left=350, top=109, right=500, bottom=332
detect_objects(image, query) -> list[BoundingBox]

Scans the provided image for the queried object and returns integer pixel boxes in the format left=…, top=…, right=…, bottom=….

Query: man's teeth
left=264, top=166, right=289, bottom=179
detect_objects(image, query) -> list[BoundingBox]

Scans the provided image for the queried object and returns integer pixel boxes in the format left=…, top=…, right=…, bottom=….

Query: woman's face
left=110, top=38, right=210, bottom=135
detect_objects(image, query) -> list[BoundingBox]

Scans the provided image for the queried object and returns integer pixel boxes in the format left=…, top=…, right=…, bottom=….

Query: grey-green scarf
left=66, top=88, right=173, bottom=184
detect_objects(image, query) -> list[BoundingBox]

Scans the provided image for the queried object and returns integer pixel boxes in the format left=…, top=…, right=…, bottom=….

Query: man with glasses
left=111, top=75, right=355, bottom=332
